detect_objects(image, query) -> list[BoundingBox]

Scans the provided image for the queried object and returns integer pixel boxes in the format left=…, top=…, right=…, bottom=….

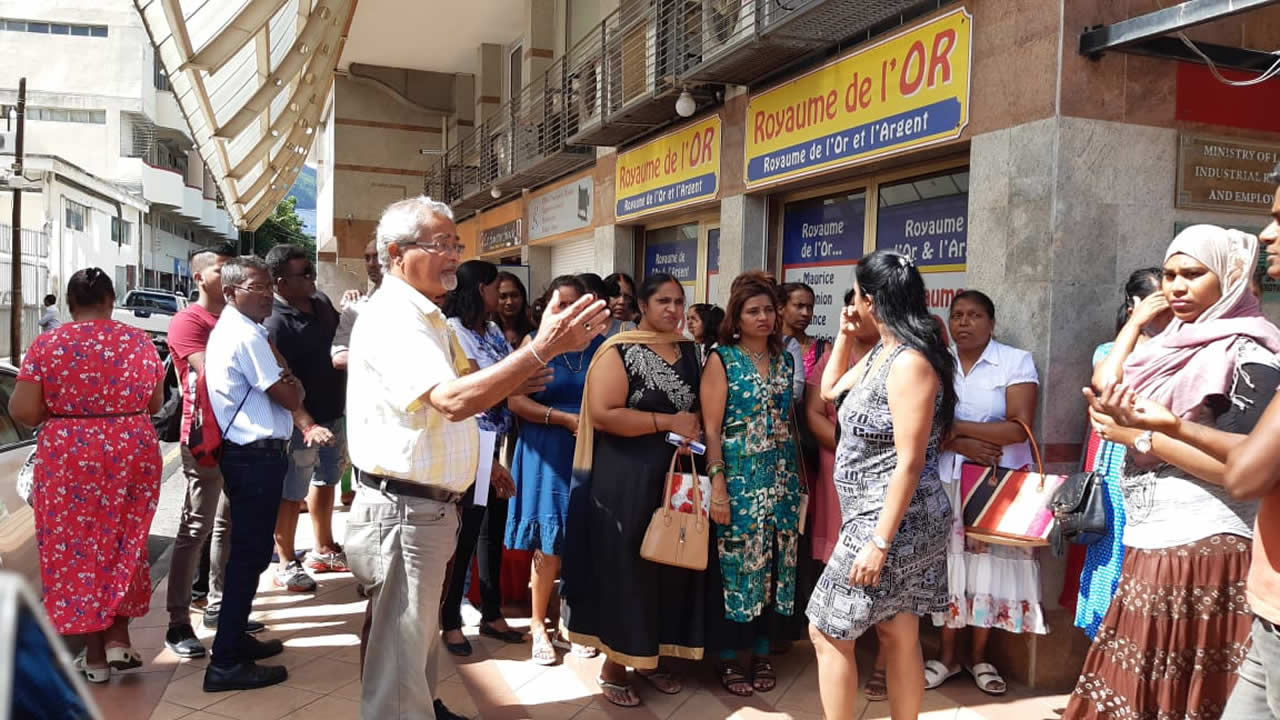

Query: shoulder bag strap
left=217, top=386, right=254, bottom=441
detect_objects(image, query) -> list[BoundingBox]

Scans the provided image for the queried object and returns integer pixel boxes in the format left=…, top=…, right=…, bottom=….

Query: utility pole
left=9, top=77, right=25, bottom=366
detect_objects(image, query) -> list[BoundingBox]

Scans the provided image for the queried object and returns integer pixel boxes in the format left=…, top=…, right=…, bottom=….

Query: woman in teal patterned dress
left=701, top=272, right=803, bottom=697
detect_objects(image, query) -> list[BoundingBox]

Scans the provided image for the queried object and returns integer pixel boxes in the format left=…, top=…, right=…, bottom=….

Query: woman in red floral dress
left=9, top=268, right=165, bottom=682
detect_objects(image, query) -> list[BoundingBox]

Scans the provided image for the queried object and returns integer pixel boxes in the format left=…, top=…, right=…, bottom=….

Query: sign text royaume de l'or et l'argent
left=745, top=8, right=972, bottom=188
left=616, top=115, right=721, bottom=222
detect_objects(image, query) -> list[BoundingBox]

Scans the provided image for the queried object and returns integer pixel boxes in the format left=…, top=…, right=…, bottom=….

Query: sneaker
left=202, top=609, right=264, bottom=634
left=274, top=560, right=317, bottom=592
left=165, top=624, right=207, bottom=658
left=459, top=599, right=483, bottom=628
left=304, top=549, right=349, bottom=573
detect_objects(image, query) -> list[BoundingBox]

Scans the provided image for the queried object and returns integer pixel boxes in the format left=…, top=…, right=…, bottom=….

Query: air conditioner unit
left=702, top=0, right=757, bottom=53
left=0, top=131, right=15, bottom=153
left=574, top=58, right=603, bottom=127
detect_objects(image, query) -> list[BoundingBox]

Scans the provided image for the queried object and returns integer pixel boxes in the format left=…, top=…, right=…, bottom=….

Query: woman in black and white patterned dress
left=808, top=251, right=956, bottom=719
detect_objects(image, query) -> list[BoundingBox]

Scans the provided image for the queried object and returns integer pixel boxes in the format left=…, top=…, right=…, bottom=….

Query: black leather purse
left=1048, top=469, right=1108, bottom=557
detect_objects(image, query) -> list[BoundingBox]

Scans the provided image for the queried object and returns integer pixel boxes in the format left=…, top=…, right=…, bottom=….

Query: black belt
left=225, top=438, right=289, bottom=453
left=357, top=469, right=464, bottom=504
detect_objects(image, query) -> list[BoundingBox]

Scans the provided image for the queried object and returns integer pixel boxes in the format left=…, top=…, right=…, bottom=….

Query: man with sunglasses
left=202, top=256, right=305, bottom=691
left=346, top=196, right=608, bottom=720
left=264, top=244, right=345, bottom=594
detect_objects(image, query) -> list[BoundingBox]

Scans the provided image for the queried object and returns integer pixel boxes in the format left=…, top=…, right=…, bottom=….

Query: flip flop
left=967, top=663, right=1007, bottom=696
left=597, top=676, right=641, bottom=707
left=636, top=669, right=682, bottom=695
left=924, top=659, right=962, bottom=690
left=530, top=632, right=557, bottom=666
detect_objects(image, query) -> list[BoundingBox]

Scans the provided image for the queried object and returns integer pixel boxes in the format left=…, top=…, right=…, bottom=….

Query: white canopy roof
left=134, top=0, right=353, bottom=230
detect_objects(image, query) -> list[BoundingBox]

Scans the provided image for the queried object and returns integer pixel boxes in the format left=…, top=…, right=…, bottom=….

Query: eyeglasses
left=398, top=235, right=465, bottom=257
left=231, top=284, right=272, bottom=295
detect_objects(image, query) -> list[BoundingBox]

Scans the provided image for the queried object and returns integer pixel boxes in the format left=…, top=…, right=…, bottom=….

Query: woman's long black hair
left=689, top=303, right=725, bottom=351
left=443, top=259, right=499, bottom=331
left=855, top=251, right=957, bottom=433
left=496, top=270, right=536, bottom=338
left=66, top=267, right=115, bottom=311
left=1116, top=267, right=1162, bottom=333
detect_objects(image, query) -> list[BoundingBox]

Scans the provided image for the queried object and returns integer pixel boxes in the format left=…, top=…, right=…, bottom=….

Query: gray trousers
left=166, top=445, right=230, bottom=627
left=1222, top=616, right=1280, bottom=720
left=345, top=484, right=458, bottom=720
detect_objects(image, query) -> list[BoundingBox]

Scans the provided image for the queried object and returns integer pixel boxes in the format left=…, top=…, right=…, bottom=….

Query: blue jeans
left=284, top=419, right=348, bottom=502
left=211, top=443, right=287, bottom=667
left=1222, top=616, right=1280, bottom=720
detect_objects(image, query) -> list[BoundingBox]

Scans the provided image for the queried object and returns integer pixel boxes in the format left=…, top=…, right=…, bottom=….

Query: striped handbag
left=959, top=420, right=1066, bottom=547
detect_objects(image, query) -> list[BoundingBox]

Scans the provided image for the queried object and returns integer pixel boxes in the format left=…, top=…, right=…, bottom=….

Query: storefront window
left=781, top=190, right=866, bottom=340
left=643, top=223, right=698, bottom=309
left=875, top=169, right=968, bottom=323
left=706, top=228, right=720, bottom=304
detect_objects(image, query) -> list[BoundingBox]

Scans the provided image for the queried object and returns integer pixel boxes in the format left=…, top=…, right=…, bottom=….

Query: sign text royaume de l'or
left=615, top=115, right=721, bottom=222
left=744, top=8, right=972, bottom=188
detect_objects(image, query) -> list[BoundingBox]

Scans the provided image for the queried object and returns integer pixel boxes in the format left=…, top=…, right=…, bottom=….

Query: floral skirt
left=1063, top=534, right=1253, bottom=720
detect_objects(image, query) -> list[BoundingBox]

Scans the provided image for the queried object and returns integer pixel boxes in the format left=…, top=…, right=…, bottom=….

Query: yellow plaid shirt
left=346, top=274, right=479, bottom=491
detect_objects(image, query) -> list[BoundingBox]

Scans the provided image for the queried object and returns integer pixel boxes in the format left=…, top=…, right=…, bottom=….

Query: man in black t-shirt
left=264, top=244, right=345, bottom=593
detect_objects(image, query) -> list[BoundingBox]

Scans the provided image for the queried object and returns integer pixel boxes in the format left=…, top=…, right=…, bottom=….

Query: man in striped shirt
left=346, top=196, right=607, bottom=720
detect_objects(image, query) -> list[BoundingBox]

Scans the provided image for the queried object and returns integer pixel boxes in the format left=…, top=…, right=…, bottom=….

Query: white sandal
left=105, top=645, right=143, bottom=671
left=967, top=663, right=1007, bottom=695
left=923, top=659, right=961, bottom=689
left=73, top=651, right=111, bottom=684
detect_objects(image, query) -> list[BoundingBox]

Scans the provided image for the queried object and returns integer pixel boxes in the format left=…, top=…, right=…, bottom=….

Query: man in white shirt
left=201, top=256, right=305, bottom=693
left=346, top=196, right=607, bottom=720
left=38, top=294, right=60, bottom=333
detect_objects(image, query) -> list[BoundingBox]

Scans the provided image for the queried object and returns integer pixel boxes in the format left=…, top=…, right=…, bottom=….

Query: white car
left=112, top=288, right=190, bottom=343
left=0, top=363, right=39, bottom=587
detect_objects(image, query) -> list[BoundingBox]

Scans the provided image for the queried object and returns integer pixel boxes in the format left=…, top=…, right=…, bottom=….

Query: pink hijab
left=1123, top=225, right=1280, bottom=419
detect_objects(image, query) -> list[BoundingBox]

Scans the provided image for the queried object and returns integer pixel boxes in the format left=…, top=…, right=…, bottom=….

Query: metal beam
left=1080, top=0, right=1280, bottom=56
left=1121, top=36, right=1280, bottom=73
left=182, top=0, right=290, bottom=74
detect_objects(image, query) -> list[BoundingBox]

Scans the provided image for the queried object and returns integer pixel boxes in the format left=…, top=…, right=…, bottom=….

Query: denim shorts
left=284, top=418, right=348, bottom=502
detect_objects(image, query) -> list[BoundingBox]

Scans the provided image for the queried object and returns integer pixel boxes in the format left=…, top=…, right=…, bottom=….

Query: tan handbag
left=640, top=451, right=710, bottom=571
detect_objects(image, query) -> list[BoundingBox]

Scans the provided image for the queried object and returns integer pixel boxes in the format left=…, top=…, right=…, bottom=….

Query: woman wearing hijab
left=1063, top=225, right=1280, bottom=720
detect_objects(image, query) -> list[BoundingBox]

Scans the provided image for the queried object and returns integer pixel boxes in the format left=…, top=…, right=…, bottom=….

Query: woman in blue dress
left=1074, top=267, right=1165, bottom=639
left=506, top=275, right=606, bottom=665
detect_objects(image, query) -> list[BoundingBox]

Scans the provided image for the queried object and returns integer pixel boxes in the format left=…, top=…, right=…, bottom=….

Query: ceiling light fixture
left=675, top=89, right=695, bottom=118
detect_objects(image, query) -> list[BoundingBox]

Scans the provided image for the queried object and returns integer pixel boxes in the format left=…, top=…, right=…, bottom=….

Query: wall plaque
left=1177, top=134, right=1279, bottom=213
left=480, top=219, right=523, bottom=254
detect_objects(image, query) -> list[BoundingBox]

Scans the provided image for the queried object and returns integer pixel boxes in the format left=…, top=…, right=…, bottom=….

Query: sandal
left=751, top=657, right=777, bottom=693
left=530, top=632, right=557, bottom=666
left=864, top=668, right=888, bottom=702
left=636, top=669, right=682, bottom=695
left=105, top=645, right=143, bottom=672
left=597, top=676, right=641, bottom=707
left=967, top=663, right=1007, bottom=696
left=571, top=643, right=599, bottom=659
left=718, top=662, right=754, bottom=697
left=924, top=660, right=962, bottom=690
left=73, top=651, right=110, bottom=684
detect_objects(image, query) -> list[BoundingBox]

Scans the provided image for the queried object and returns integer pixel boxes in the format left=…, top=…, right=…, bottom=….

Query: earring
left=733, top=331, right=741, bottom=339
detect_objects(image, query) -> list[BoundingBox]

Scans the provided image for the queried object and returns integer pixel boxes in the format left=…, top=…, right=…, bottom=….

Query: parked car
left=0, top=363, right=39, bottom=588
left=112, top=288, right=189, bottom=348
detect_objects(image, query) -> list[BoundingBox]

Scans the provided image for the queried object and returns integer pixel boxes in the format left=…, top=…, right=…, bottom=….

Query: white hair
left=375, top=196, right=456, bottom=272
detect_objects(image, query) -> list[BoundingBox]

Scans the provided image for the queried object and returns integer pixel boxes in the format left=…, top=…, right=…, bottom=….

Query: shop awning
left=1080, top=0, right=1280, bottom=74
left=133, top=0, right=355, bottom=230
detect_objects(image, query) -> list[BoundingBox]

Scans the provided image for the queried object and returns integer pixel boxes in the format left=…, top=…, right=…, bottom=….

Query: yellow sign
left=744, top=8, right=971, bottom=188
left=616, top=115, right=721, bottom=222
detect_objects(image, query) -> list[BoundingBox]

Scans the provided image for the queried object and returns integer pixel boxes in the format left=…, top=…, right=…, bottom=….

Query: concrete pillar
left=711, top=193, right=767, bottom=305
left=594, top=223, right=635, bottom=276
left=522, top=243, right=553, bottom=298
left=450, top=74, right=475, bottom=145
left=476, top=44, right=504, bottom=125
left=524, top=0, right=558, bottom=89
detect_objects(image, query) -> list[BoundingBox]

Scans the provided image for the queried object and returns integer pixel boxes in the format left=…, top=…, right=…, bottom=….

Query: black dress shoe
left=479, top=622, right=525, bottom=644
left=434, top=699, right=469, bottom=720
left=245, top=620, right=265, bottom=634
left=165, top=624, right=207, bottom=658
left=442, top=632, right=472, bottom=657
left=238, top=634, right=284, bottom=661
left=203, top=662, right=288, bottom=692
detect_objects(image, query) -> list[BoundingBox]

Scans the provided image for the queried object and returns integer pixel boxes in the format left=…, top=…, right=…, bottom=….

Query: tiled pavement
left=90, top=507, right=1072, bottom=720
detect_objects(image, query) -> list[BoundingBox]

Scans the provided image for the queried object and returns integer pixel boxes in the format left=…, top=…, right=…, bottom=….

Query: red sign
left=1176, top=63, right=1280, bottom=134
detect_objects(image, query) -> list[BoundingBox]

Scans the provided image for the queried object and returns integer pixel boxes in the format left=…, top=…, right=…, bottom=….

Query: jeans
left=211, top=443, right=287, bottom=668
left=1222, top=615, right=1280, bottom=720
left=440, top=487, right=507, bottom=631
left=345, top=484, right=459, bottom=720
left=166, top=445, right=230, bottom=627
left=284, top=419, right=349, bottom=502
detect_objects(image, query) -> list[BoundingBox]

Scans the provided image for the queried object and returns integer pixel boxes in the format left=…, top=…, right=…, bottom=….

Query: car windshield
left=124, top=293, right=179, bottom=313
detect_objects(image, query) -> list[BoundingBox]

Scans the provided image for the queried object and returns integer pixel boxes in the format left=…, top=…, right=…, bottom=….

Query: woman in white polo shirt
left=925, top=290, right=1045, bottom=696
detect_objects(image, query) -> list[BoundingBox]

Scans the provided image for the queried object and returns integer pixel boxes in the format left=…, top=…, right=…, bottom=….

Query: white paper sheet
left=473, top=430, right=497, bottom=507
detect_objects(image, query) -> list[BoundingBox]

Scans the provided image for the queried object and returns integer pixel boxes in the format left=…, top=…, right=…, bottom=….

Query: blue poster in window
left=644, top=238, right=697, bottom=283
left=781, top=196, right=865, bottom=268
left=875, top=194, right=968, bottom=270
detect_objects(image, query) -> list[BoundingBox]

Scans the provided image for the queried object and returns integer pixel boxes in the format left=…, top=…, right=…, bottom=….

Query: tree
left=243, top=195, right=315, bottom=258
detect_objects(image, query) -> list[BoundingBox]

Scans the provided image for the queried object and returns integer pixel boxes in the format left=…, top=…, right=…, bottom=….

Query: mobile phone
left=666, top=432, right=706, bottom=455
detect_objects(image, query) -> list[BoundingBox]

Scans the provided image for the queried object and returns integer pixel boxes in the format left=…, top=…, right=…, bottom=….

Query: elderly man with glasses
left=345, top=196, right=608, bottom=720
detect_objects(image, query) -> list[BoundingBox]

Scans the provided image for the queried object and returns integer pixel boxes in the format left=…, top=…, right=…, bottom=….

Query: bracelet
left=707, top=461, right=726, bottom=477
left=711, top=497, right=730, bottom=506
left=544, top=406, right=554, bottom=425
left=529, top=345, right=549, bottom=367
left=651, top=412, right=659, bottom=432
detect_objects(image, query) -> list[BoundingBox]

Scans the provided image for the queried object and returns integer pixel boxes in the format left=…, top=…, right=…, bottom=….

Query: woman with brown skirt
left=1067, top=225, right=1280, bottom=719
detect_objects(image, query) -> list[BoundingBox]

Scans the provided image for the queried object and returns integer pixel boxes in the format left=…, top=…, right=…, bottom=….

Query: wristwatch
left=871, top=534, right=890, bottom=551
left=1134, top=430, right=1154, bottom=454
